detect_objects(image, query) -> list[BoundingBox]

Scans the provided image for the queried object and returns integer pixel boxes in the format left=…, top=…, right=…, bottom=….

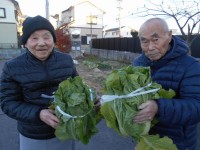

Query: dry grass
left=75, top=55, right=130, bottom=95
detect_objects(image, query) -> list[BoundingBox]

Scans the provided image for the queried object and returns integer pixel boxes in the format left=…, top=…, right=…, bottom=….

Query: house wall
left=61, top=2, right=104, bottom=49
left=120, top=29, right=132, bottom=38
left=62, top=7, right=74, bottom=23
left=0, top=0, right=18, bottom=48
left=81, top=27, right=103, bottom=38
left=74, top=3, right=103, bottom=28
left=73, top=4, right=103, bottom=44
left=0, top=23, right=18, bottom=48
left=104, top=27, right=133, bottom=38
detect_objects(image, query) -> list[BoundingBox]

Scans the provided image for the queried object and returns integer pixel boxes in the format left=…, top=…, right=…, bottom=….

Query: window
left=0, top=8, right=6, bottom=18
left=81, top=36, right=87, bottom=45
left=86, top=15, right=97, bottom=25
left=69, top=16, right=74, bottom=22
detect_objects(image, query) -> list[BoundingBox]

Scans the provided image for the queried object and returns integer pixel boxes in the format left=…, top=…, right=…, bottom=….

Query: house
left=103, top=26, right=179, bottom=38
left=60, top=1, right=105, bottom=50
left=104, top=26, right=134, bottom=38
left=0, top=0, right=22, bottom=48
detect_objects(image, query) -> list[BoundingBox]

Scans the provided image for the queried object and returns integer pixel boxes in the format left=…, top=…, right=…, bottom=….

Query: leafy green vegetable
left=100, top=65, right=177, bottom=149
left=53, top=76, right=98, bottom=144
left=83, top=60, right=112, bottom=70
left=137, top=135, right=177, bottom=150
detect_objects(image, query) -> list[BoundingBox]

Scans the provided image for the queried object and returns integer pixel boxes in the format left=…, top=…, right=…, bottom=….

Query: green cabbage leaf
left=53, top=76, right=98, bottom=144
left=100, top=65, right=177, bottom=149
left=137, top=135, right=177, bottom=150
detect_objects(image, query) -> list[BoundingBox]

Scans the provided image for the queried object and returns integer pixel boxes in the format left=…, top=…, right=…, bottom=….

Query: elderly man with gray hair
left=133, top=18, right=200, bottom=150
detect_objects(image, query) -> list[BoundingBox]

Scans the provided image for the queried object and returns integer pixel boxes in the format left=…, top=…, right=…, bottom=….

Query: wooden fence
left=92, top=35, right=200, bottom=58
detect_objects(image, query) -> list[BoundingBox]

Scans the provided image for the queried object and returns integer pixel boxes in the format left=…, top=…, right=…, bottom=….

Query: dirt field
left=75, top=55, right=131, bottom=95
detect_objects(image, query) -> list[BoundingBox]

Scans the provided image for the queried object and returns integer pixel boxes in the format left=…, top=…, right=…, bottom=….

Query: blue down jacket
left=133, top=36, right=200, bottom=150
left=0, top=48, right=78, bottom=139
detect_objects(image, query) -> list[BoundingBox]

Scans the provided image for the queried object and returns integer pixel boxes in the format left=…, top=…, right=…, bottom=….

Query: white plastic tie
left=100, top=82, right=160, bottom=104
left=53, top=89, right=94, bottom=118
left=56, top=106, right=92, bottom=119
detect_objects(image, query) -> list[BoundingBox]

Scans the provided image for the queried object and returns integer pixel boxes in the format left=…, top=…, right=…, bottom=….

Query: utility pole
left=46, top=0, right=49, bottom=20
left=90, top=13, right=92, bottom=40
left=117, top=0, right=122, bottom=37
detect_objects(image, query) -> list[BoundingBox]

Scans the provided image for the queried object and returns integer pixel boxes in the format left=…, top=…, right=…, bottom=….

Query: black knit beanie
left=21, top=15, right=56, bottom=45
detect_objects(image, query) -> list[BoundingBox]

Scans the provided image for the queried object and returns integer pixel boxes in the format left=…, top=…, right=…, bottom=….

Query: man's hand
left=133, top=100, right=158, bottom=124
left=40, top=109, right=59, bottom=129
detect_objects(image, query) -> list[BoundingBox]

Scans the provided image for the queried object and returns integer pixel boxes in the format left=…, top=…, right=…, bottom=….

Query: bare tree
left=131, top=0, right=200, bottom=47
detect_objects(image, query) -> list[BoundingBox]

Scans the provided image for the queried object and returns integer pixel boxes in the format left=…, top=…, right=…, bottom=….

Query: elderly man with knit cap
left=0, top=15, right=78, bottom=150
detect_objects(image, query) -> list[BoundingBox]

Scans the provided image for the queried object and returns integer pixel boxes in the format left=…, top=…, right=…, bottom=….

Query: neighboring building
left=60, top=1, right=105, bottom=50
left=0, top=0, right=22, bottom=48
left=104, top=26, right=134, bottom=38
left=103, top=26, right=179, bottom=38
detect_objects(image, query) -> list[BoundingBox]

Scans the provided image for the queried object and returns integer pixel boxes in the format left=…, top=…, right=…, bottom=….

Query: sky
left=15, top=0, right=200, bottom=33
left=15, top=0, right=151, bottom=30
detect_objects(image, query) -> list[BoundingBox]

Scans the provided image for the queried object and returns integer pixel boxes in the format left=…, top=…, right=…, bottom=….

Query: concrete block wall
left=0, top=48, right=140, bottom=64
left=85, top=48, right=140, bottom=63
left=0, top=48, right=24, bottom=60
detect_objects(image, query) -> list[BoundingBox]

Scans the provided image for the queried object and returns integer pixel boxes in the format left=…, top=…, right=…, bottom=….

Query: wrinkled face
left=25, top=30, right=54, bottom=61
left=139, top=22, right=172, bottom=61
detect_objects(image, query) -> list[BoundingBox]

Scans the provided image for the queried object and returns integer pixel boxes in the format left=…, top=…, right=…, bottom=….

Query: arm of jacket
left=0, top=63, right=45, bottom=124
left=156, top=60, right=200, bottom=126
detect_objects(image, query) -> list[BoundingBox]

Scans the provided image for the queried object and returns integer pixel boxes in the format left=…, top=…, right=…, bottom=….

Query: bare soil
left=75, top=55, right=130, bottom=95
